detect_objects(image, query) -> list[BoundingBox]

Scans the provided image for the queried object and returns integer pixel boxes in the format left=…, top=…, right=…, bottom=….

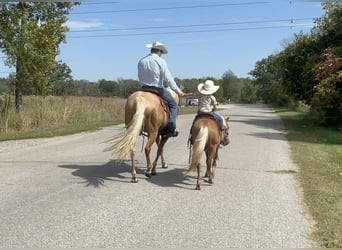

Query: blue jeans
left=142, top=86, right=178, bottom=134
left=198, top=111, right=225, bottom=130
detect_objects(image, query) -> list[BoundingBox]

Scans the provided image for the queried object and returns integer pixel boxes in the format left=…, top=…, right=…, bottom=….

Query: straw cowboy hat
left=146, top=41, right=168, bottom=54
left=197, top=80, right=220, bottom=95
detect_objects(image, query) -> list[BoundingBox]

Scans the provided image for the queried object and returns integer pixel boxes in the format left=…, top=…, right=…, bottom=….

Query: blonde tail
left=108, top=99, right=145, bottom=160
left=188, top=126, right=208, bottom=172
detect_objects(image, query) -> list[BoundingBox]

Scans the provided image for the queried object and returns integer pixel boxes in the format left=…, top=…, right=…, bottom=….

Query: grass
left=275, top=107, right=342, bottom=248
left=179, top=105, right=198, bottom=115
left=0, top=96, right=126, bottom=141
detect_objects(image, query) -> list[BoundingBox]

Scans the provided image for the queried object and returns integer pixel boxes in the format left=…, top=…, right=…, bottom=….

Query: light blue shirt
left=138, top=53, right=181, bottom=93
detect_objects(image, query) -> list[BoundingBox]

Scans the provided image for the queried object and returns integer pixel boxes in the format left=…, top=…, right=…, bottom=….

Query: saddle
left=141, top=88, right=169, bottom=113
left=191, top=113, right=220, bottom=131
left=194, top=113, right=217, bottom=122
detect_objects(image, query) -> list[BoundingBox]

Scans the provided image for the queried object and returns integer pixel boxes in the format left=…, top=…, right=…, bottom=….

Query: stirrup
left=162, top=128, right=179, bottom=138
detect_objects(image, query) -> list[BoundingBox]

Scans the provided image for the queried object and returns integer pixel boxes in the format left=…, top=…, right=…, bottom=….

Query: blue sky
left=1, top=0, right=326, bottom=82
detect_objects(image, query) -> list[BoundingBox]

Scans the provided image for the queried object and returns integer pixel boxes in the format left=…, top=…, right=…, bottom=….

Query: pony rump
left=109, top=98, right=145, bottom=160
left=188, top=126, right=208, bottom=172
left=187, top=115, right=229, bottom=190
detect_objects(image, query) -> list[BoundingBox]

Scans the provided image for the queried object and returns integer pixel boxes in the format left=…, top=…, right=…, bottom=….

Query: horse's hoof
left=131, top=178, right=138, bottom=183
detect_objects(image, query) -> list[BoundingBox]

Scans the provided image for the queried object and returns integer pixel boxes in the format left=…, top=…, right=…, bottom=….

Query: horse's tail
left=187, top=126, right=208, bottom=172
left=108, top=98, right=145, bottom=160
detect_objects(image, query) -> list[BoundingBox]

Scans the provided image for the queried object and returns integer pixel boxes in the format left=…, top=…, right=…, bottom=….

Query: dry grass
left=0, top=95, right=126, bottom=140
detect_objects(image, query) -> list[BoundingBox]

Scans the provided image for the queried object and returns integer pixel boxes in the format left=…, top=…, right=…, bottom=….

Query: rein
left=140, top=131, right=148, bottom=152
left=187, top=134, right=192, bottom=164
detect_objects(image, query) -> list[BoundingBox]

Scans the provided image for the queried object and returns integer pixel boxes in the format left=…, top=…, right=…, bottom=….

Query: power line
left=81, top=1, right=120, bottom=5
left=71, top=1, right=271, bottom=14
left=69, top=18, right=314, bottom=33
left=68, top=24, right=312, bottom=38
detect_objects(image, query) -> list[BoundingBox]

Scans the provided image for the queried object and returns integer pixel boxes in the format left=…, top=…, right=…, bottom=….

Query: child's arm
left=211, top=95, right=217, bottom=111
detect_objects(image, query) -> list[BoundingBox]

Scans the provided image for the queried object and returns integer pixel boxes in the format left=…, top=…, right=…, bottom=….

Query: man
left=137, top=41, right=188, bottom=138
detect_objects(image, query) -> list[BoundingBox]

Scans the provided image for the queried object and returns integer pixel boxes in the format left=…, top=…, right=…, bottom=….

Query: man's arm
left=162, top=59, right=192, bottom=96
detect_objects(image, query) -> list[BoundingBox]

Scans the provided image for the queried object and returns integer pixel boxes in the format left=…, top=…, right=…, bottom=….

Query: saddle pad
left=141, top=89, right=169, bottom=112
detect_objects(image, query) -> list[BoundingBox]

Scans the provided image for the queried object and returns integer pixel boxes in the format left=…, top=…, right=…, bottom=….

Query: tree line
left=249, top=3, right=341, bottom=127
left=0, top=72, right=255, bottom=103
left=1, top=2, right=341, bottom=126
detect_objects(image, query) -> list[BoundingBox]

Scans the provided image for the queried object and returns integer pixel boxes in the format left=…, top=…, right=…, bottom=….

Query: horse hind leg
left=195, top=163, right=201, bottom=190
left=130, top=148, right=138, bottom=183
left=145, top=132, right=158, bottom=177
left=152, top=136, right=169, bottom=173
left=206, top=152, right=216, bottom=184
left=203, top=151, right=210, bottom=178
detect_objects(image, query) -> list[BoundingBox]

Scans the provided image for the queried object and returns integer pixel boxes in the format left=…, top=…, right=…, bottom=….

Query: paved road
left=0, top=103, right=313, bottom=248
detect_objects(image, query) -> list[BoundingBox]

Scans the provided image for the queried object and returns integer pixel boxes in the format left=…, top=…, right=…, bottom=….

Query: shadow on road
left=59, top=160, right=194, bottom=189
left=228, top=114, right=287, bottom=142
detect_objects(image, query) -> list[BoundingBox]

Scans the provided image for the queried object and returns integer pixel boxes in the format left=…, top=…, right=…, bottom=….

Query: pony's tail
left=108, top=99, right=145, bottom=160
left=187, top=126, right=208, bottom=172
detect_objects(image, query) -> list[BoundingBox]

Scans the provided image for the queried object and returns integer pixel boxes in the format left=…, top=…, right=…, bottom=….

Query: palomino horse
left=108, top=87, right=179, bottom=183
left=187, top=114, right=230, bottom=190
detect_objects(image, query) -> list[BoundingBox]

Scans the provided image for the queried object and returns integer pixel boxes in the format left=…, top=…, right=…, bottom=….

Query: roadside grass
left=0, top=120, right=120, bottom=141
left=0, top=96, right=196, bottom=141
left=0, top=96, right=125, bottom=141
left=275, top=107, right=342, bottom=248
left=179, top=105, right=198, bottom=115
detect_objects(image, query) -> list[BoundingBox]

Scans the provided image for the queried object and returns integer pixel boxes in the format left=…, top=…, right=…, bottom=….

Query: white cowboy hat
left=146, top=41, right=168, bottom=54
left=197, top=80, right=220, bottom=95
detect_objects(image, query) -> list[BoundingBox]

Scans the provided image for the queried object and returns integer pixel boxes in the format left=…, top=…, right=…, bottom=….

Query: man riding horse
left=138, top=41, right=189, bottom=138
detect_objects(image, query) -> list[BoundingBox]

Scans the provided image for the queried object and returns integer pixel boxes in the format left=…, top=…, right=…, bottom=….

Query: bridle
left=220, top=122, right=230, bottom=146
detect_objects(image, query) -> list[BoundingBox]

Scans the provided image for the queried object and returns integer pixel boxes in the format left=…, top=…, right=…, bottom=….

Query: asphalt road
left=0, top=103, right=313, bottom=248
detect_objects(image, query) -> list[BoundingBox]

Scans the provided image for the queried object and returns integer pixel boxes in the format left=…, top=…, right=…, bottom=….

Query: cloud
left=65, top=20, right=104, bottom=31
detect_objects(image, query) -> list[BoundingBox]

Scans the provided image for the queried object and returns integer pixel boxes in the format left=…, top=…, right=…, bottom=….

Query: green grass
left=179, top=105, right=198, bottom=115
left=275, top=107, right=342, bottom=248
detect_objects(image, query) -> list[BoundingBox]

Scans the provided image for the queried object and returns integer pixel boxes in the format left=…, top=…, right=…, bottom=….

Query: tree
left=240, top=79, right=258, bottom=104
left=50, top=61, right=76, bottom=96
left=249, top=55, right=290, bottom=105
left=249, top=2, right=341, bottom=125
left=311, top=48, right=342, bottom=126
left=312, top=3, right=342, bottom=51
left=277, top=33, right=319, bottom=102
left=98, top=79, right=119, bottom=97
left=176, top=78, right=198, bottom=93
left=221, top=70, right=242, bottom=102
left=0, top=2, right=76, bottom=112
left=117, top=79, right=140, bottom=98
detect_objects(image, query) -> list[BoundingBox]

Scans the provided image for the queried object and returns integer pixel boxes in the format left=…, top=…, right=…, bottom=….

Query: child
left=197, top=80, right=225, bottom=131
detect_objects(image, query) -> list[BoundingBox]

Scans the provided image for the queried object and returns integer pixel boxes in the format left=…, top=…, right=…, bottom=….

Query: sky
left=0, top=0, right=328, bottom=82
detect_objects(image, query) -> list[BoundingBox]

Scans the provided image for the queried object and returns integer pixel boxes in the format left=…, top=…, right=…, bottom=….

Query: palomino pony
left=108, top=87, right=179, bottom=183
left=187, top=114, right=230, bottom=190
